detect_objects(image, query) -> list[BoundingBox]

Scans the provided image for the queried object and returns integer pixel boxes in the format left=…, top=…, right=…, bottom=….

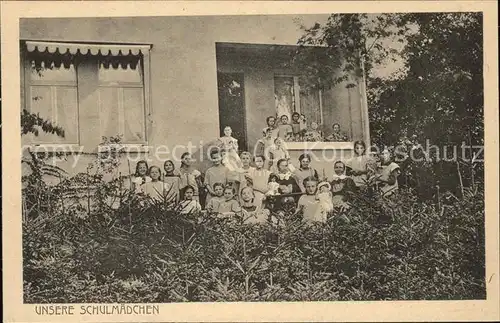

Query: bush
left=23, top=182, right=485, bottom=303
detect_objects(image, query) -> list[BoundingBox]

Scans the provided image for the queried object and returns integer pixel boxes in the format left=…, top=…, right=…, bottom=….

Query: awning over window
left=26, top=41, right=151, bottom=56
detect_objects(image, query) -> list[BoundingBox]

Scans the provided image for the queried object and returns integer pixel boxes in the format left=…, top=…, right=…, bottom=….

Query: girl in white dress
left=218, top=126, right=243, bottom=172
left=139, top=166, right=171, bottom=203
left=251, top=155, right=272, bottom=208
left=254, top=128, right=275, bottom=169
left=131, top=160, right=152, bottom=193
left=316, top=181, right=334, bottom=214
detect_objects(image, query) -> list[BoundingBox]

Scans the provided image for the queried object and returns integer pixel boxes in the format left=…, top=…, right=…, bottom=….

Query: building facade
left=20, top=15, right=370, bottom=179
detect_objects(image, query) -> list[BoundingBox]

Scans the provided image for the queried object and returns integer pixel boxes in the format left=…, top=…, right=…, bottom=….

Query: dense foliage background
left=295, top=12, right=483, bottom=195
left=22, top=12, right=486, bottom=302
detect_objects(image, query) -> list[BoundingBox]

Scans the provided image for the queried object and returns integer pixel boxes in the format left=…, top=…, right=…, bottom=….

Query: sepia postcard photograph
left=1, top=1, right=499, bottom=322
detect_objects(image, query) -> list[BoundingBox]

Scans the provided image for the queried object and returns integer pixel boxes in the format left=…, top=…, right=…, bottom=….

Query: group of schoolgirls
left=130, top=150, right=271, bottom=223
left=130, top=136, right=401, bottom=224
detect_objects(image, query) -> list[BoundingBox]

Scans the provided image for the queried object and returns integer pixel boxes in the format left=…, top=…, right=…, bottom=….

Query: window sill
left=98, top=144, right=150, bottom=153
left=24, top=143, right=150, bottom=154
left=285, top=141, right=354, bottom=151
left=24, top=144, right=84, bottom=153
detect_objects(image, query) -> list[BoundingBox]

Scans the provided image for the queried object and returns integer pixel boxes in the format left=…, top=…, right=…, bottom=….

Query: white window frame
left=24, top=59, right=80, bottom=146
left=22, top=40, right=152, bottom=152
left=97, top=59, right=148, bottom=146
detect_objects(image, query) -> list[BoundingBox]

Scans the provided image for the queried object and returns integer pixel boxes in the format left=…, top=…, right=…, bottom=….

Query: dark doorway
left=217, top=72, right=247, bottom=152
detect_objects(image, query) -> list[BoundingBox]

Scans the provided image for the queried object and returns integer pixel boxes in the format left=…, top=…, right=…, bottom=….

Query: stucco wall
left=20, top=15, right=366, bottom=179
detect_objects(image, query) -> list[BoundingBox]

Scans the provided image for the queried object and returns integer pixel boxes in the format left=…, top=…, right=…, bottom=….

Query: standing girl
left=293, top=153, right=319, bottom=193
left=295, top=176, right=325, bottom=223
left=240, top=186, right=270, bottom=224
left=265, top=116, right=280, bottom=139
left=218, top=126, right=243, bottom=172
left=291, top=112, right=301, bottom=141
left=131, top=160, right=152, bottom=193
left=275, top=158, right=301, bottom=195
left=163, top=160, right=180, bottom=204
left=140, top=166, right=171, bottom=203
left=345, top=141, right=375, bottom=188
left=254, top=128, right=275, bottom=169
left=236, top=151, right=255, bottom=196
left=278, top=115, right=293, bottom=141
left=239, top=151, right=256, bottom=177
left=175, top=152, right=203, bottom=201
left=204, top=148, right=230, bottom=207
left=269, top=136, right=292, bottom=173
left=205, top=182, right=224, bottom=213
left=251, top=155, right=272, bottom=208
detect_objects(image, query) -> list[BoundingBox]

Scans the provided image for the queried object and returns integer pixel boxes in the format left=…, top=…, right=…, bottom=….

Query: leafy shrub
left=23, top=180, right=485, bottom=302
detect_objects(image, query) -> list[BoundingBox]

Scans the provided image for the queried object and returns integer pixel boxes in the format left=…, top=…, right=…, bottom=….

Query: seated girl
left=240, top=186, right=270, bottom=224
left=326, top=123, right=349, bottom=142
left=316, top=181, right=334, bottom=215
left=345, top=141, right=376, bottom=188
left=376, top=149, right=401, bottom=197
left=275, top=159, right=301, bottom=194
left=205, top=182, right=224, bottom=213
left=179, top=185, right=202, bottom=214
left=295, top=176, right=325, bottom=223
left=216, top=184, right=242, bottom=216
left=163, top=160, right=180, bottom=203
left=303, top=121, right=323, bottom=142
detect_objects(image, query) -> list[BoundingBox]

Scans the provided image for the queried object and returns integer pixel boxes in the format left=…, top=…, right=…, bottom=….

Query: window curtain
left=274, top=76, right=295, bottom=120
left=98, top=87, right=120, bottom=140
left=98, top=59, right=145, bottom=143
left=55, top=87, right=78, bottom=143
left=123, top=88, right=145, bottom=142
